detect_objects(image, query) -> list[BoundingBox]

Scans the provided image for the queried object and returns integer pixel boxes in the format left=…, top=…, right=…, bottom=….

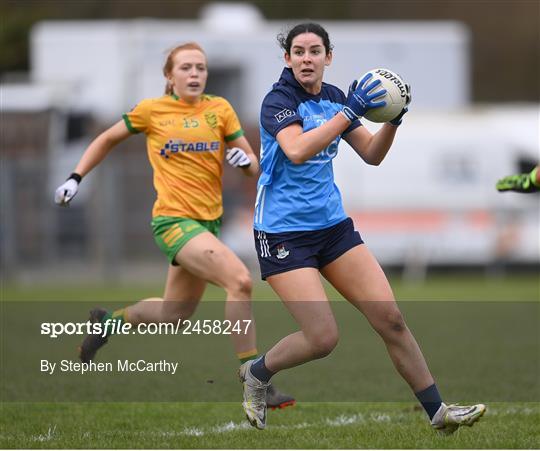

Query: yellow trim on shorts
left=162, top=224, right=180, bottom=241
left=164, top=228, right=184, bottom=246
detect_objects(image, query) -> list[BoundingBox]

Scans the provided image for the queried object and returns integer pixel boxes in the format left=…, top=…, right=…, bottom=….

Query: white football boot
left=431, top=402, right=486, bottom=434
left=239, top=360, right=269, bottom=430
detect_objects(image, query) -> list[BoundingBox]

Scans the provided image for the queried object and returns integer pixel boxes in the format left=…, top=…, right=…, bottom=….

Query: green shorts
left=151, top=216, right=221, bottom=265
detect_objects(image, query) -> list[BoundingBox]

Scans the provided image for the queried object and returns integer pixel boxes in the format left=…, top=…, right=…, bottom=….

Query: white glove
left=226, top=147, right=251, bottom=168
left=54, top=178, right=79, bottom=206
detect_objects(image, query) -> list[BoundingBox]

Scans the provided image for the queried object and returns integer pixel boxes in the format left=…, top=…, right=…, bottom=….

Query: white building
left=1, top=4, right=538, bottom=275
left=25, top=5, right=470, bottom=120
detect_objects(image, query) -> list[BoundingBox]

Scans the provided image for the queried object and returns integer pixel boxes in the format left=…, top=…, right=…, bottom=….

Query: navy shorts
left=254, top=217, right=364, bottom=280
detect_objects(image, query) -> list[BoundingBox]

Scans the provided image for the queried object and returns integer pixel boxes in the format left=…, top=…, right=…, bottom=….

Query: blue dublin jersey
left=254, top=67, right=362, bottom=232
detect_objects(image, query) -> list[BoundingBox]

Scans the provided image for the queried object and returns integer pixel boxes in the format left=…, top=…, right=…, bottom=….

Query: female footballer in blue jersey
left=239, top=23, right=485, bottom=432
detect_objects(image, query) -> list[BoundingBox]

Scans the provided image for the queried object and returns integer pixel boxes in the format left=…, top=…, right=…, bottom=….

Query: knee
left=226, top=270, right=252, bottom=297
left=386, top=310, right=407, bottom=333
left=308, top=329, right=339, bottom=359
left=376, top=310, right=408, bottom=340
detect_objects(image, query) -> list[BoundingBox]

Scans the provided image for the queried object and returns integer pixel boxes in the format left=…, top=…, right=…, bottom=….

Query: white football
left=360, top=68, right=409, bottom=123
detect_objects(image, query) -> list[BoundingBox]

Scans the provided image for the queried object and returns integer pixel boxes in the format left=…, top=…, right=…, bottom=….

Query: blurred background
left=1, top=0, right=539, bottom=288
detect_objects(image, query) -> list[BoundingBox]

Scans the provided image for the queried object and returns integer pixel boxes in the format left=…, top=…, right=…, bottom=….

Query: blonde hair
left=163, top=42, right=207, bottom=95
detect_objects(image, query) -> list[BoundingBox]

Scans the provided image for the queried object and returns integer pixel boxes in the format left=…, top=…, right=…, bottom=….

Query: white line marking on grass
left=370, top=413, right=392, bottom=422
left=288, top=421, right=310, bottom=429
left=181, top=427, right=205, bottom=437
left=326, top=414, right=365, bottom=426
left=487, top=406, right=537, bottom=416
left=212, top=421, right=252, bottom=433
left=271, top=421, right=311, bottom=431
left=161, top=412, right=383, bottom=437
left=31, top=425, right=57, bottom=442
left=107, top=406, right=540, bottom=440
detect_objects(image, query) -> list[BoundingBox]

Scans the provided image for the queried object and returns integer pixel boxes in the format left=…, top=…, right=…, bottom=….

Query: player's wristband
left=67, top=172, right=82, bottom=184
left=341, top=107, right=358, bottom=122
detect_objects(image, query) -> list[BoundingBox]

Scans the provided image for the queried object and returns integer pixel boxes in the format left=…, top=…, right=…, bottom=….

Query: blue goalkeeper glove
left=389, top=83, right=412, bottom=126
left=389, top=107, right=408, bottom=126
left=341, top=73, right=387, bottom=122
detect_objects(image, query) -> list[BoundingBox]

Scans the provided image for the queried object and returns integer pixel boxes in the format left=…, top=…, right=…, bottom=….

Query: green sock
left=101, top=309, right=126, bottom=336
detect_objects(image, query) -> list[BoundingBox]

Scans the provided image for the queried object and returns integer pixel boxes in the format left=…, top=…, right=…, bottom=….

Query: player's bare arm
left=54, top=120, right=131, bottom=206
left=74, top=120, right=131, bottom=177
left=275, top=115, right=350, bottom=164
left=275, top=71, right=395, bottom=165
left=344, top=122, right=398, bottom=166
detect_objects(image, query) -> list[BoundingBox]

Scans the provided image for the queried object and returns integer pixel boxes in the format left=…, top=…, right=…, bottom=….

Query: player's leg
left=175, top=231, right=296, bottom=410
left=321, top=244, right=485, bottom=433
left=263, top=268, right=338, bottom=371
left=321, top=244, right=433, bottom=391
left=79, top=216, right=210, bottom=362
left=251, top=228, right=341, bottom=372
left=124, top=264, right=206, bottom=324
left=240, top=267, right=337, bottom=429
left=173, top=231, right=256, bottom=356
left=78, top=265, right=206, bottom=363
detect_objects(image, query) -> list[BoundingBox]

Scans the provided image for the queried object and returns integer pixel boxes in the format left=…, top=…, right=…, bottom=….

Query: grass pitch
left=1, top=402, right=539, bottom=449
left=3, top=272, right=538, bottom=302
left=1, top=273, right=539, bottom=448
